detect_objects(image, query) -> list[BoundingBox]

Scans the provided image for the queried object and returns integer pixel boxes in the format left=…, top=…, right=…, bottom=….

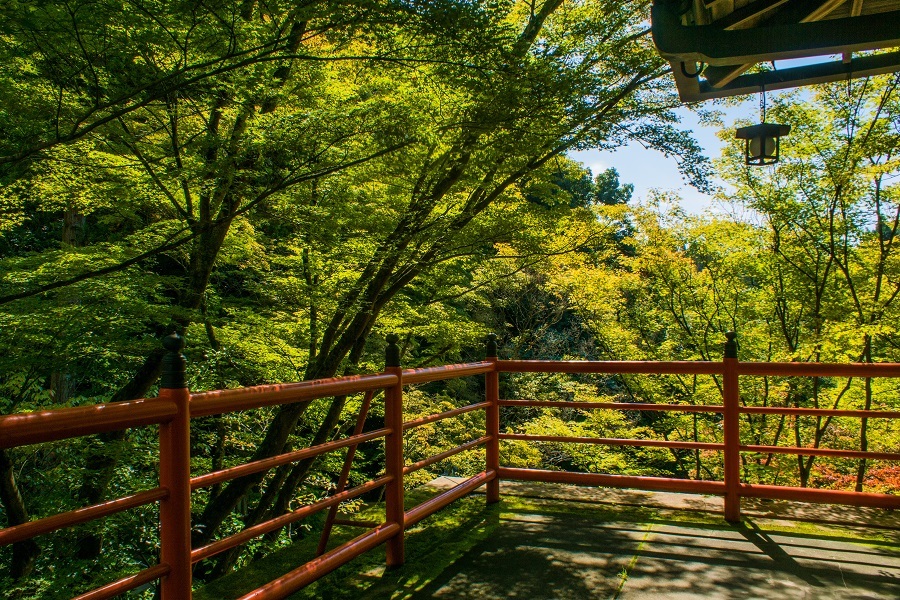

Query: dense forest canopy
left=1, top=1, right=898, bottom=597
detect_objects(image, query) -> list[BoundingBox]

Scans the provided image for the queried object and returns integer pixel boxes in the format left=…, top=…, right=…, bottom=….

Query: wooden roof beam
left=681, top=49, right=900, bottom=100
left=703, top=0, right=848, bottom=88
left=652, top=1, right=900, bottom=65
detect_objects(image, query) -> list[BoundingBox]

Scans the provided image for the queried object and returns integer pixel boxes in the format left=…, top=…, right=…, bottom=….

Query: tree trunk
left=206, top=392, right=350, bottom=578
left=0, top=449, right=40, bottom=578
left=198, top=330, right=377, bottom=573
left=76, top=216, right=235, bottom=558
left=50, top=207, right=84, bottom=403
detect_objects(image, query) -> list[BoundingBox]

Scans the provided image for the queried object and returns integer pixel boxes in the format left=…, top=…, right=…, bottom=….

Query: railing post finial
left=161, top=333, right=186, bottom=389
left=385, top=334, right=401, bottom=368
left=724, top=331, right=738, bottom=359
left=486, top=333, right=498, bottom=359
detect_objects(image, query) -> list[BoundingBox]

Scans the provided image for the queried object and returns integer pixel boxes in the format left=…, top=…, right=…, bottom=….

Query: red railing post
left=723, top=331, right=741, bottom=523
left=485, top=334, right=500, bottom=504
left=158, top=334, right=193, bottom=599
left=384, top=334, right=405, bottom=568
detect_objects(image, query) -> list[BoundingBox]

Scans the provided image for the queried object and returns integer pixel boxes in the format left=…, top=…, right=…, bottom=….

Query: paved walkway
left=409, top=479, right=900, bottom=600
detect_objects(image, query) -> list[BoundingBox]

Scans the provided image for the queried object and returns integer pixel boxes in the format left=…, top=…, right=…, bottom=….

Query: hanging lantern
left=735, top=122, right=791, bottom=165
left=736, top=85, right=790, bottom=166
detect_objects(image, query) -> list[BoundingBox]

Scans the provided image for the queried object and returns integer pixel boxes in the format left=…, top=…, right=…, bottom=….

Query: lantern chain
left=760, top=85, right=767, bottom=123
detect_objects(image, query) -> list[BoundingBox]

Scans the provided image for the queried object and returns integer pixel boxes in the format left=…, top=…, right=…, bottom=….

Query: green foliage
left=7, top=2, right=897, bottom=598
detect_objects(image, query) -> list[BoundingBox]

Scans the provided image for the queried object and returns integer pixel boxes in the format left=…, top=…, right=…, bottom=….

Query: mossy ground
left=194, top=487, right=500, bottom=600
left=194, top=488, right=899, bottom=599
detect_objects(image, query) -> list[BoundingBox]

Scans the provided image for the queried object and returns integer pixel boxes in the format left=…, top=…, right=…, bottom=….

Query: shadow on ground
left=402, top=500, right=900, bottom=600
left=408, top=512, right=639, bottom=599
left=196, top=483, right=900, bottom=600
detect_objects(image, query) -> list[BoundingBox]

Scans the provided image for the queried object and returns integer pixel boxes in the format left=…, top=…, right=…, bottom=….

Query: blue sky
left=569, top=102, right=756, bottom=214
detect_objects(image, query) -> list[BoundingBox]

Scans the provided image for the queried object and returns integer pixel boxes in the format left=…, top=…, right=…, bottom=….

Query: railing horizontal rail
left=497, top=360, right=723, bottom=375
left=402, top=402, right=489, bottom=430
left=499, top=467, right=727, bottom=495
left=405, top=470, right=495, bottom=528
left=739, top=483, right=900, bottom=509
left=0, top=399, right=176, bottom=449
left=72, top=563, right=171, bottom=600
left=740, top=444, right=900, bottom=461
left=502, top=401, right=900, bottom=419
left=238, top=522, right=401, bottom=600
left=402, top=362, right=494, bottom=385
left=737, top=362, right=900, bottom=377
left=191, top=428, right=390, bottom=490
left=498, top=359, right=900, bottom=378
left=190, top=373, right=399, bottom=417
left=499, top=433, right=724, bottom=452
left=741, top=406, right=900, bottom=418
left=191, top=475, right=391, bottom=564
left=404, top=436, right=490, bottom=475
left=500, top=399, right=724, bottom=413
left=0, top=487, right=168, bottom=546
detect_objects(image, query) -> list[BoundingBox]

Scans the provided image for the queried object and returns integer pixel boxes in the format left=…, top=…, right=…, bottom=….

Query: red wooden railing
left=1, top=331, right=899, bottom=599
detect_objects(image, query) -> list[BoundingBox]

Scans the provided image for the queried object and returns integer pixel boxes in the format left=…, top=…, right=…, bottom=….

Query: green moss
left=194, top=487, right=501, bottom=600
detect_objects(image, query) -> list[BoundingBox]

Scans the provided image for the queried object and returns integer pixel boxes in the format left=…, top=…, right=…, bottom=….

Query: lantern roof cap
left=735, top=122, right=791, bottom=139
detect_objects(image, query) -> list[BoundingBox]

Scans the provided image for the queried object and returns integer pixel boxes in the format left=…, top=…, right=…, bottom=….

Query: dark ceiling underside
left=651, top=0, right=900, bottom=101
